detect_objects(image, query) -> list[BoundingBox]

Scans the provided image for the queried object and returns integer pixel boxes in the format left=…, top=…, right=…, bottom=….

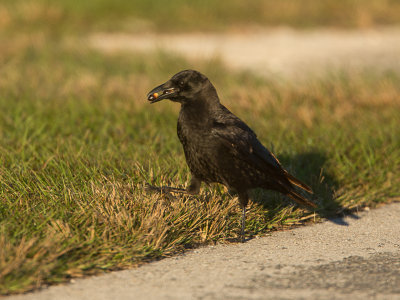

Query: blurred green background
left=2, top=0, right=400, bottom=33
left=0, top=0, right=399, bottom=295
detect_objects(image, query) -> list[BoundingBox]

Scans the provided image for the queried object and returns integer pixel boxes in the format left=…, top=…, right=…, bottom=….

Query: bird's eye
left=179, top=81, right=185, bottom=87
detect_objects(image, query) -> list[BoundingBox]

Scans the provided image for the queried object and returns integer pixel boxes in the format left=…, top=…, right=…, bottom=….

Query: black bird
left=147, top=70, right=316, bottom=242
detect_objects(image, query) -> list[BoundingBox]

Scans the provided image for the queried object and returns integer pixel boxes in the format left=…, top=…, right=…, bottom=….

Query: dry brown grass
left=0, top=1, right=399, bottom=293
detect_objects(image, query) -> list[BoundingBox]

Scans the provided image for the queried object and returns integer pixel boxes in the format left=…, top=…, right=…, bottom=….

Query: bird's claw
left=145, top=183, right=188, bottom=194
left=145, top=183, right=178, bottom=202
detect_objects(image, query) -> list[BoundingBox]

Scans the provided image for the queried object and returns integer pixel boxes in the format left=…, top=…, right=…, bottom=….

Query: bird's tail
left=285, top=172, right=313, bottom=194
left=287, top=190, right=317, bottom=208
left=284, top=172, right=316, bottom=208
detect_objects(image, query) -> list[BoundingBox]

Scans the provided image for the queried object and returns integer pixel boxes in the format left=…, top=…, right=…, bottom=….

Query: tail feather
left=285, top=172, right=313, bottom=194
left=287, top=190, right=317, bottom=208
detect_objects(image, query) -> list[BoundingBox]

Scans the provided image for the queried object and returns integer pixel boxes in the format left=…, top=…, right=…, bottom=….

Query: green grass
left=0, top=35, right=399, bottom=294
left=0, top=0, right=400, bottom=295
left=1, top=0, right=400, bottom=33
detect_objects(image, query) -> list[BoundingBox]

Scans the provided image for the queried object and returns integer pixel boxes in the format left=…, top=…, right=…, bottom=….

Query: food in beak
left=147, top=87, right=176, bottom=103
left=148, top=92, right=158, bottom=102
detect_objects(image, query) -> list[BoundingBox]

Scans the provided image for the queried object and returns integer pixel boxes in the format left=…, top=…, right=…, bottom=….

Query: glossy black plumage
left=147, top=70, right=316, bottom=241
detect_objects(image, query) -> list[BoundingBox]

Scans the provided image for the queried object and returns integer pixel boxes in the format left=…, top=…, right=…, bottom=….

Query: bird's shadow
left=250, top=151, right=360, bottom=228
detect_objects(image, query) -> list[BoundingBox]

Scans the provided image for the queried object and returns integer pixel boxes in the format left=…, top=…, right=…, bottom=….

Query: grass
left=0, top=0, right=400, bottom=295
left=1, top=0, right=400, bottom=33
left=0, top=35, right=399, bottom=294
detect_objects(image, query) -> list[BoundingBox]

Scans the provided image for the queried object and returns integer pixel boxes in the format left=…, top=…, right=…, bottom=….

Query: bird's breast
left=177, top=119, right=221, bottom=183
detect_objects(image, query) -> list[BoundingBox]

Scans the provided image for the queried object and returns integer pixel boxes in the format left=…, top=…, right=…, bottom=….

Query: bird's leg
left=238, top=191, right=249, bottom=243
left=241, top=206, right=246, bottom=243
left=145, top=176, right=201, bottom=196
left=186, top=176, right=201, bottom=195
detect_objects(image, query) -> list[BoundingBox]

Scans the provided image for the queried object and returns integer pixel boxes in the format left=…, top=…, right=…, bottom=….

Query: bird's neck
left=180, top=94, right=220, bottom=125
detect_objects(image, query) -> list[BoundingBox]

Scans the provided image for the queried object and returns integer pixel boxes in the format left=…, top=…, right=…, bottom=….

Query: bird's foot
left=145, top=183, right=192, bottom=194
left=144, top=184, right=176, bottom=202
left=144, top=183, right=194, bottom=200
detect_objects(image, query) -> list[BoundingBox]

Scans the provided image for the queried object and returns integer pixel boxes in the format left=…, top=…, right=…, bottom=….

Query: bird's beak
left=147, top=82, right=178, bottom=104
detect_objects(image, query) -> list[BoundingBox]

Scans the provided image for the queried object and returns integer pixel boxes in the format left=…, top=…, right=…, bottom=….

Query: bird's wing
left=211, top=117, right=288, bottom=182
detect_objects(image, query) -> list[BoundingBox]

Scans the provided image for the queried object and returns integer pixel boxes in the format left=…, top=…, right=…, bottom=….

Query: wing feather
left=211, top=115, right=313, bottom=197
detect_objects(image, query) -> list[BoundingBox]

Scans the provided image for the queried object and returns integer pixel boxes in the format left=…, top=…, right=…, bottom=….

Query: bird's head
left=147, top=70, right=213, bottom=104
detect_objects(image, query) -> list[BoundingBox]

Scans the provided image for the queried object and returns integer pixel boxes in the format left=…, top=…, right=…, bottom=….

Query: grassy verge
left=1, top=0, right=400, bottom=33
left=0, top=32, right=399, bottom=294
left=0, top=0, right=399, bottom=294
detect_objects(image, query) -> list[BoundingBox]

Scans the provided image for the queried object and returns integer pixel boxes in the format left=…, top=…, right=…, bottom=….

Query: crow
left=147, top=70, right=316, bottom=242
